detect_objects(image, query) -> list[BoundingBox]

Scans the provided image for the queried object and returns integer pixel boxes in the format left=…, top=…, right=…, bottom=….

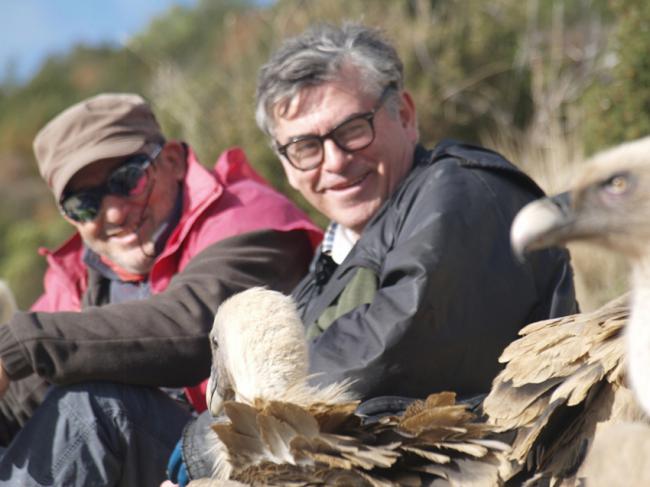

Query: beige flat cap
left=33, top=93, right=165, bottom=201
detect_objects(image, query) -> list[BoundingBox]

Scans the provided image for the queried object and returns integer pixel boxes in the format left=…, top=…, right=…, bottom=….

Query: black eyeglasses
left=59, top=145, right=162, bottom=222
left=275, top=84, right=396, bottom=171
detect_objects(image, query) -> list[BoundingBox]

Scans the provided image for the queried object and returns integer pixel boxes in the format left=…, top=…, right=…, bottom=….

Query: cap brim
left=52, top=136, right=148, bottom=202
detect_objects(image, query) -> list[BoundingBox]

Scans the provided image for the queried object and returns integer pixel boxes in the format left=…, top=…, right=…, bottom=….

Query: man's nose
left=321, top=139, right=352, bottom=173
left=101, top=194, right=135, bottom=225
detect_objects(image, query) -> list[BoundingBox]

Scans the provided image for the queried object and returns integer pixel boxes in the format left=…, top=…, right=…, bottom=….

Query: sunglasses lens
left=107, top=155, right=149, bottom=197
left=61, top=192, right=101, bottom=222
left=59, top=149, right=156, bottom=222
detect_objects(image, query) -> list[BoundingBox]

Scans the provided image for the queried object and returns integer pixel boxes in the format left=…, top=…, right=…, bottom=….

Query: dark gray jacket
left=293, top=141, right=577, bottom=400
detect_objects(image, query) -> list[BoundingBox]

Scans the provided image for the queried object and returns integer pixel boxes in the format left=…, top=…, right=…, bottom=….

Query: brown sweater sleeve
left=0, top=229, right=312, bottom=387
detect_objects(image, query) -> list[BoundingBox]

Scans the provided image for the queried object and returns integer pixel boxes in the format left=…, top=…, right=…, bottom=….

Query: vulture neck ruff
left=628, top=262, right=650, bottom=415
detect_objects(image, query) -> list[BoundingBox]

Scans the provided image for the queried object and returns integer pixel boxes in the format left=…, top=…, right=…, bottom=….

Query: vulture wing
left=483, top=293, right=646, bottom=484
left=201, top=392, right=508, bottom=486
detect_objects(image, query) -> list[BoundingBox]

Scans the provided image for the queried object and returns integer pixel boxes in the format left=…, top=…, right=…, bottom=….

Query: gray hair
left=255, top=23, right=404, bottom=137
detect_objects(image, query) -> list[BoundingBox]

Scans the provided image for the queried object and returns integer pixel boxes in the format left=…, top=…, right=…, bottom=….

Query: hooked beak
left=206, top=361, right=234, bottom=417
left=511, top=191, right=574, bottom=261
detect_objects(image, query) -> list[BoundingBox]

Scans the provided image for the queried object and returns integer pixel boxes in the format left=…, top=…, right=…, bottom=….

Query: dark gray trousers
left=0, top=382, right=191, bottom=486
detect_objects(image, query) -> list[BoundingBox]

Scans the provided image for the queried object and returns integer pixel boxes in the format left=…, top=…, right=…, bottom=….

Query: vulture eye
left=602, top=173, right=631, bottom=195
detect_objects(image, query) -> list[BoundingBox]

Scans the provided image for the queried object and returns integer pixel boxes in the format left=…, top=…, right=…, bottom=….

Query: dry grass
left=479, top=0, right=627, bottom=311
left=484, top=126, right=630, bottom=312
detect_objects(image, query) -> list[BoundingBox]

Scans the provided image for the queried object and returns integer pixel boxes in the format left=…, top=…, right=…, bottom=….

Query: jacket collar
left=156, top=145, right=223, bottom=261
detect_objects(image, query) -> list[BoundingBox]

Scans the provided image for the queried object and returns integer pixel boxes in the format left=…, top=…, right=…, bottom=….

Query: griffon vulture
left=192, top=287, right=508, bottom=486
left=484, top=137, right=650, bottom=485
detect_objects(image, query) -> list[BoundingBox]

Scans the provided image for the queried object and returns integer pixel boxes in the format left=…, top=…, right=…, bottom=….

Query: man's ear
left=399, top=90, right=419, bottom=143
left=160, top=141, right=187, bottom=181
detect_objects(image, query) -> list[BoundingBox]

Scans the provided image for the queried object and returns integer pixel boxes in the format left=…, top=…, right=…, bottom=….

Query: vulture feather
left=485, top=137, right=650, bottom=485
left=191, top=287, right=509, bottom=486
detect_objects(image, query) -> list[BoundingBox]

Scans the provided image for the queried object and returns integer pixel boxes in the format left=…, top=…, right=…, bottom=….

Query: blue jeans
left=0, top=382, right=191, bottom=486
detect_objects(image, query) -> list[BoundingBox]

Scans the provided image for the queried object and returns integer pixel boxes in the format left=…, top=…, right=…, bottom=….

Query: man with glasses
left=256, top=23, right=577, bottom=400
left=165, top=23, right=578, bottom=485
left=0, top=93, right=321, bottom=485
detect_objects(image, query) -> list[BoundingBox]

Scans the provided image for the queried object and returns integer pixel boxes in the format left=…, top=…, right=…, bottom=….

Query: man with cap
left=0, top=93, right=321, bottom=485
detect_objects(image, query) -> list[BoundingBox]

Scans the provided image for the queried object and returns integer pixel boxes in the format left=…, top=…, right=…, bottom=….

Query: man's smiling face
left=64, top=143, right=186, bottom=274
left=272, top=70, right=418, bottom=238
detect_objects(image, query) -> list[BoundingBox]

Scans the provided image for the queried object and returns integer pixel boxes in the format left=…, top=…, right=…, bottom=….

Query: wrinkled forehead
left=270, top=65, right=374, bottom=131
left=272, top=86, right=323, bottom=123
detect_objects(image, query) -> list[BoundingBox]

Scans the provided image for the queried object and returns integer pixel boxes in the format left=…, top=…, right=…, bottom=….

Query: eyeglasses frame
left=275, top=84, right=397, bottom=171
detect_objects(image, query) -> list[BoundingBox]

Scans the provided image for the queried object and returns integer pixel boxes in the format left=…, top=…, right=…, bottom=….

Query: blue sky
left=1, top=0, right=198, bottom=82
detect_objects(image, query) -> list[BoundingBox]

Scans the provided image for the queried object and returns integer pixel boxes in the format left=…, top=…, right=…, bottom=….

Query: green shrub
left=581, top=0, right=650, bottom=153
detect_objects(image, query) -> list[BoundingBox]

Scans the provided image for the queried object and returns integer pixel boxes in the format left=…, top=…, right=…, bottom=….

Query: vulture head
left=511, top=136, right=650, bottom=261
left=206, top=287, right=309, bottom=416
left=510, top=136, right=650, bottom=415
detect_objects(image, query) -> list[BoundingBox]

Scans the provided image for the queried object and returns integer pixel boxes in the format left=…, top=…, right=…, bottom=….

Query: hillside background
left=0, top=0, right=647, bottom=310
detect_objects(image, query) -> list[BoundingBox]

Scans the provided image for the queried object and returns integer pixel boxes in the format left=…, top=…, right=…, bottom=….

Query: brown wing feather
left=483, top=293, right=646, bottom=484
left=369, top=392, right=508, bottom=485
left=201, top=393, right=508, bottom=486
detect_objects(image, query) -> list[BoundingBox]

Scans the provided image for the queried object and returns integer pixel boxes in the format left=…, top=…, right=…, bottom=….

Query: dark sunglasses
left=59, top=145, right=162, bottom=222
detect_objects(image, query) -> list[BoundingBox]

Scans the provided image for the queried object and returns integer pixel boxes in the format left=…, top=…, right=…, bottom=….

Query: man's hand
left=0, top=359, right=10, bottom=398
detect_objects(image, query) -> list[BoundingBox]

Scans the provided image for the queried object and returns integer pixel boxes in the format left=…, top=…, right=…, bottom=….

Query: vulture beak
left=206, top=359, right=235, bottom=417
left=511, top=191, right=574, bottom=260
left=206, top=363, right=221, bottom=416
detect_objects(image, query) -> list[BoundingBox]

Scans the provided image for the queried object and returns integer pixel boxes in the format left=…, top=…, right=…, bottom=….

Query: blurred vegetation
left=581, top=0, right=650, bottom=151
left=0, top=0, right=646, bottom=310
left=0, top=43, right=159, bottom=309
